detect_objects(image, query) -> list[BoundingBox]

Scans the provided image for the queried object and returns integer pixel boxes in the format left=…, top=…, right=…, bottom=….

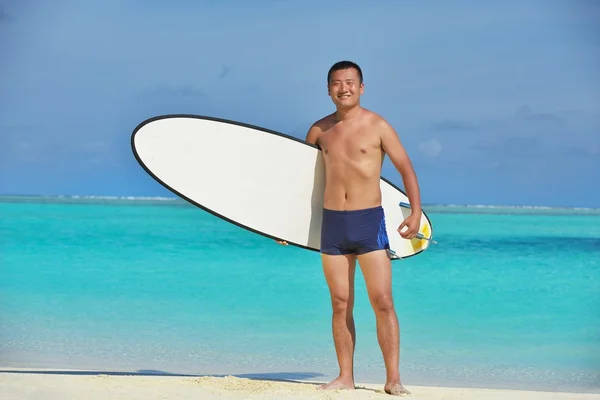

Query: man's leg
left=357, top=249, right=410, bottom=396
left=319, top=253, right=357, bottom=390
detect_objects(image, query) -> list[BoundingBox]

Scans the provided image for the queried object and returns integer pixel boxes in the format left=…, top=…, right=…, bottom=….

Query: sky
left=1, top=0, right=598, bottom=208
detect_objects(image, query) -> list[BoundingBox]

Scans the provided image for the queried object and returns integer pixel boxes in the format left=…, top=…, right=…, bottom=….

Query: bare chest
left=319, top=125, right=381, bottom=160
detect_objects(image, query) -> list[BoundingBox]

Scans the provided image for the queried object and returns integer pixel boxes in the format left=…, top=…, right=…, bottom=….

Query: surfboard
left=131, top=115, right=434, bottom=260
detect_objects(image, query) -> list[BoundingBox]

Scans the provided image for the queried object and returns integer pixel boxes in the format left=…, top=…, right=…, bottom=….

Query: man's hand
left=275, top=240, right=288, bottom=246
left=398, top=212, right=421, bottom=239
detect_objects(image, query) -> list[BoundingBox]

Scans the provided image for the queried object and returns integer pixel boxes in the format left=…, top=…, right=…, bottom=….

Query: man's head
left=327, top=61, right=364, bottom=109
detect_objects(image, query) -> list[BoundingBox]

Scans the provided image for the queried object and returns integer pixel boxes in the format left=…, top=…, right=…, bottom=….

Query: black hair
left=327, top=61, right=363, bottom=84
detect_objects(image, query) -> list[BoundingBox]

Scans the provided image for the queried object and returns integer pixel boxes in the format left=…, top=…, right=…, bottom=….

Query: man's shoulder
left=360, top=109, right=395, bottom=137
left=306, top=113, right=335, bottom=144
left=311, top=113, right=336, bottom=130
left=362, top=108, right=390, bottom=126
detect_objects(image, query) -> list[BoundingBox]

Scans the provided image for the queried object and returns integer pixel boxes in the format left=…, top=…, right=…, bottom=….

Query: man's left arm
left=379, top=119, right=422, bottom=239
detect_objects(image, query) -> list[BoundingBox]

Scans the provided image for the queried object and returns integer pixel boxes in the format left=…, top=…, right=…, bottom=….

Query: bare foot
left=318, top=376, right=355, bottom=391
left=384, top=381, right=411, bottom=396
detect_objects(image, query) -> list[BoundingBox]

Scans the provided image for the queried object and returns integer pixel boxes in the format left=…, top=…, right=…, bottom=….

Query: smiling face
left=327, top=66, right=364, bottom=109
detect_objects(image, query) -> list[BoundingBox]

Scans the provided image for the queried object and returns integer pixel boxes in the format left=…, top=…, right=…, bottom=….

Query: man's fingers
left=409, top=225, right=419, bottom=237
left=399, top=222, right=419, bottom=239
left=398, top=225, right=411, bottom=238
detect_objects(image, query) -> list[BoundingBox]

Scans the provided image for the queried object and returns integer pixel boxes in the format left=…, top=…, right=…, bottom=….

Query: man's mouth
left=338, top=94, right=350, bottom=99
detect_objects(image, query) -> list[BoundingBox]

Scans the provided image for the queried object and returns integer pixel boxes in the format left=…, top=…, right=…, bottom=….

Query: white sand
left=2, top=368, right=599, bottom=400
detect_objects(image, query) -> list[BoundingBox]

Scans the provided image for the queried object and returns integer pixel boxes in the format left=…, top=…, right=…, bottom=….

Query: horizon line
left=0, top=194, right=598, bottom=211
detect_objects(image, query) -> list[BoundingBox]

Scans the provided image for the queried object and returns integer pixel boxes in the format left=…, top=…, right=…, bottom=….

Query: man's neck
left=335, top=105, right=362, bottom=121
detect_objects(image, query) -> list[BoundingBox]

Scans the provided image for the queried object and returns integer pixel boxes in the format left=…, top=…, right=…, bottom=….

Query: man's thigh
left=321, top=253, right=357, bottom=303
left=356, top=249, right=393, bottom=300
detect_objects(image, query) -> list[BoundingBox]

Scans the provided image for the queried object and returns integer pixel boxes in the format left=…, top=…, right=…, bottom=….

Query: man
left=281, top=61, right=422, bottom=396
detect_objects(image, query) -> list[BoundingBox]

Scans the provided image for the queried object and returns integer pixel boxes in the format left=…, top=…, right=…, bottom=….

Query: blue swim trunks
left=320, top=206, right=390, bottom=256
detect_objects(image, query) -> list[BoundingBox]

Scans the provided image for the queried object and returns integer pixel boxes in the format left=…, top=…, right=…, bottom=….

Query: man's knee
left=370, top=292, right=394, bottom=314
left=331, top=292, right=352, bottom=314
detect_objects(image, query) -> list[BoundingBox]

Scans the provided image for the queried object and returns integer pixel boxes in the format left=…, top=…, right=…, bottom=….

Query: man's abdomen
left=322, top=177, right=382, bottom=211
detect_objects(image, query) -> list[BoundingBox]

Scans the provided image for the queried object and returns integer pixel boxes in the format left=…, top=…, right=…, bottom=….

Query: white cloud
left=418, top=139, right=442, bottom=158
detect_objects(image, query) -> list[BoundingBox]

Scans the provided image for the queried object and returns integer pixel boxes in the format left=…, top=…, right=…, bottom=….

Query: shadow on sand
left=0, top=368, right=380, bottom=393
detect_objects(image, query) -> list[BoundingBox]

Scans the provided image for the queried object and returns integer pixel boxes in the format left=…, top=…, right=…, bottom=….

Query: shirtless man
left=304, top=61, right=422, bottom=396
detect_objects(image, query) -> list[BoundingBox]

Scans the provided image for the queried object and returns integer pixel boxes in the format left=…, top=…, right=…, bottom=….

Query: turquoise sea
left=1, top=196, right=599, bottom=393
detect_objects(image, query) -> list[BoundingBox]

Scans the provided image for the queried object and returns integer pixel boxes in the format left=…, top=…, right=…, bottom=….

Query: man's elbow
left=393, top=157, right=416, bottom=178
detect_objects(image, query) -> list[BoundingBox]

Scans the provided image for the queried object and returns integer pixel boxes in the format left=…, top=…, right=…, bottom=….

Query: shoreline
left=2, top=367, right=600, bottom=400
left=3, top=357, right=599, bottom=395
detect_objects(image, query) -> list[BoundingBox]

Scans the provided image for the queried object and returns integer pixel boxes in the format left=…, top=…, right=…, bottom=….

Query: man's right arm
left=305, top=123, right=321, bottom=146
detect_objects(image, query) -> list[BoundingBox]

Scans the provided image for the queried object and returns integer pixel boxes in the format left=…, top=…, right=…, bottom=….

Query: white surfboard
left=131, top=115, right=434, bottom=260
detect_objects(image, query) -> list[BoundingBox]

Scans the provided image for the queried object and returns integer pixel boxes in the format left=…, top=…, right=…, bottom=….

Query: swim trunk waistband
left=322, top=205, right=383, bottom=215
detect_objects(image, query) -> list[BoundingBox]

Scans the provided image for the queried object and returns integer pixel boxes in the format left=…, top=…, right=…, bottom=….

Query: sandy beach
left=2, top=368, right=599, bottom=400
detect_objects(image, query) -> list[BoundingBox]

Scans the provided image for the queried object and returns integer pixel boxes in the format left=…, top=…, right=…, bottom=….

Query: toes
left=384, top=384, right=411, bottom=396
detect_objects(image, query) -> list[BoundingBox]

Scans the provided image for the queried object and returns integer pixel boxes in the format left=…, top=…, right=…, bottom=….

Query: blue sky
left=1, top=0, right=598, bottom=207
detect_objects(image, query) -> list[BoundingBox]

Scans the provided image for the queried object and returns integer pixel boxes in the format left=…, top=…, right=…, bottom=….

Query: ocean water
left=1, top=196, right=599, bottom=393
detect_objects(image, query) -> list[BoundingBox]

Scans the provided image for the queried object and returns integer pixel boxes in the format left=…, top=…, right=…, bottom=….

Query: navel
left=360, top=148, right=367, bottom=153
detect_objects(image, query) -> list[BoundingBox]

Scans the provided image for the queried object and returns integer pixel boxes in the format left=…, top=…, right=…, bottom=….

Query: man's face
left=327, top=68, right=364, bottom=108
